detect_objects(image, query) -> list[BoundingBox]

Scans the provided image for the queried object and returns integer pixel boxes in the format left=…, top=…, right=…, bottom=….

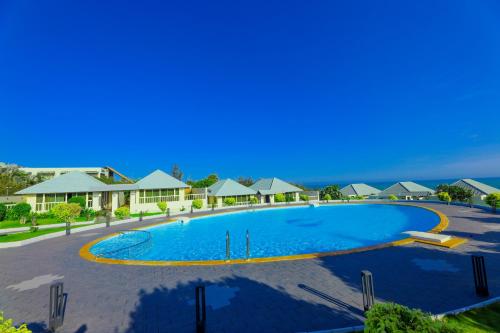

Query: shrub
left=7, top=202, right=32, bottom=220
left=250, top=197, right=258, bottom=204
left=365, top=303, right=462, bottom=333
left=51, top=203, right=82, bottom=223
left=192, top=199, right=203, bottom=209
left=388, top=195, right=398, bottom=200
left=274, top=193, right=286, bottom=203
left=0, top=203, right=7, bottom=221
left=285, top=193, right=295, bottom=202
left=438, top=192, right=451, bottom=204
left=34, top=211, right=54, bottom=219
left=81, top=208, right=96, bottom=220
left=157, top=201, right=167, bottom=213
left=114, top=206, right=130, bottom=219
left=68, top=196, right=86, bottom=209
left=0, top=311, right=31, bottom=333
left=323, top=194, right=332, bottom=202
left=485, top=193, right=500, bottom=213
left=223, top=197, right=236, bottom=206
left=300, top=194, right=309, bottom=201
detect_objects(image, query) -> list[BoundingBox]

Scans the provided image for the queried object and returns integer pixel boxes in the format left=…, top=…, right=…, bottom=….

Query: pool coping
left=79, top=203, right=449, bottom=266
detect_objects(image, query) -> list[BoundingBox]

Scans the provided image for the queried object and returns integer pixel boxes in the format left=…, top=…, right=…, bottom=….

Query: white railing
left=35, top=202, right=64, bottom=211
left=223, top=201, right=252, bottom=207
left=138, top=195, right=179, bottom=204
left=185, top=193, right=206, bottom=200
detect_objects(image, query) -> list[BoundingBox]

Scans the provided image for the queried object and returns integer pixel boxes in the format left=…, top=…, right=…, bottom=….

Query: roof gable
left=341, top=183, right=380, bottom=196
left=208, top=179, right=256, bottom=197
left=379, top=181, right=434, bottom=196
left=452, top=179, right=499, bottom=195
left=135, top=170, right=189, bottom=189
left=250, top=177, right=302, bottom=195
left=16, top=171, right=106, bottom=195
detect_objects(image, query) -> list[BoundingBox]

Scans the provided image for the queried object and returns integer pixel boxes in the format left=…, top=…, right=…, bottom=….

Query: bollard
left=49, top=282, right=64, bottom=332
left=106, top=213, right=111, bottom=228
left=246, top=230, right=250, bottom=260
left=65, top=222, right=70, bottom=236
left=361, top=270, right=375, bottom=311
left=195, top=286, right=206, bottom=333
left=212, top=203, right=215, bottom=211
left=472, top=255, right=489, bottom=297
left=167, top=208, right=170, bottom=218
left=225, top=231, right=230, bottom=261
left=191, top=205, right=194, bottom=214
left=139, top=211, right=143, bottom=222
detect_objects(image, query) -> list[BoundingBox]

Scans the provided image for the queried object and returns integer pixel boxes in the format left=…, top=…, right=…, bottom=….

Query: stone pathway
left=0, top=203, right=498, bottom=333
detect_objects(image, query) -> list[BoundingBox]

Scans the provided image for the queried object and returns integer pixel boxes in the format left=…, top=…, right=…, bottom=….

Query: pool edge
left=79, top=203, right=449, bottom=267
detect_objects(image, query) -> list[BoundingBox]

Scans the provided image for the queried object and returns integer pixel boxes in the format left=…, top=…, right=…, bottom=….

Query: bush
left=7, top=202, right=32, bottom=220
left=51, top=203, right=82, bottom=223
left=223, top=197, right=236, bottom=206
left=34, top=211, right=54, bottom=219
left=114, top=206, right=130, bottom=219
left=300, top=194, right=309, bottom=201
left=388, top=195, right=398, bottom=200
left=0, top=203, right=7, bottom=221
left=157, top=201, right=167, bottom=213
left=68, top=196, right=86, bottom=209
left=285, top=193, right=295, bottom=202
left=274, top=193, right=286, bottom=203
left=81, top=208, right=96, bottom=220
left=485, top=193, right=500, bottom=213
left=0, top=311, right=31, bottom=333
left=323, top=194, right=332, bottom=201
left=192, top=199, right=203, bottom=209
left=250, top=197, right=258, bottom=204
left=365, top=303, right=462, bottom=333
left=320, top=185, right=342, bottom=200
left=438, top=192, right=451, bottom=204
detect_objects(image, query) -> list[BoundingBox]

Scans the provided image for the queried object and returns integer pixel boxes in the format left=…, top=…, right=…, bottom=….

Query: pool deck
left=0, top=203, right=499, bottom=333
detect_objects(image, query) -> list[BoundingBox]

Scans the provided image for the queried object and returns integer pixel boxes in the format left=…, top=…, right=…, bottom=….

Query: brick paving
left=0, top=203, right=498, bottom=333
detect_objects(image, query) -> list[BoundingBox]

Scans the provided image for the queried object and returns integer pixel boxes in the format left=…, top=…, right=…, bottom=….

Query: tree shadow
left=120, top=276, right=363, bottom=333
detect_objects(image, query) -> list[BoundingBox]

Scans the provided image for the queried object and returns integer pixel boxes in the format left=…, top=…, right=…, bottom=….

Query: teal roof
left=452, top=179, right=499, bottom=196
left=16, top=171, right=106, bottom=194
left=208, top=179, right=256, bottom=197
left=250, top=177, right=302, bottom=195
left=379, top=181, right=434, bottom=197
left=340, top=183, right=380, bottom=196
left=134, top=169, right=189, bottom=189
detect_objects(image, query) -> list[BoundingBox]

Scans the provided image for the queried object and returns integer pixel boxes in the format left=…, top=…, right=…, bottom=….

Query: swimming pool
left=86, top=204, right=443, bottom=264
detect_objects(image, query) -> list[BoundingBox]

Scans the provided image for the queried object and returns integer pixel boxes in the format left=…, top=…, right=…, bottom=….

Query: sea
left=301, top=177, right=500, bottom=191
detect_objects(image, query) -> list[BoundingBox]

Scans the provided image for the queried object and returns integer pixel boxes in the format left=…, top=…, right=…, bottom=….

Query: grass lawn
left=130, top=212, right=164, bottom=217
left=445, top=302, right=500, bottom=333
left=0, top=224, right=90, bottom=242
left=0, top=216, right=89, bottom=229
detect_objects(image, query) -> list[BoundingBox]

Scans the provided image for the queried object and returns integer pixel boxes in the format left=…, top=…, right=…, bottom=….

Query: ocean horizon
left=301, top=176, right=500, bottom=191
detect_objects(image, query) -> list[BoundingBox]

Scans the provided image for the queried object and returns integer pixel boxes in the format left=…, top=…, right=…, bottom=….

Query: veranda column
left=111, top=192, right=119, bottom=214
left=92, top=192, right=101, bottom=211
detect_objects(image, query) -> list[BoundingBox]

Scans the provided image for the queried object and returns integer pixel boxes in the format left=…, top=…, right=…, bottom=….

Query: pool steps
left=403, top=231, right=468, bottom=248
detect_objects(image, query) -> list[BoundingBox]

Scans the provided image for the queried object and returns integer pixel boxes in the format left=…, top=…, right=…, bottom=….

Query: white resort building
left=340, top=183, right=381, bottom=198
left=250, top=178, right=302, bottom=204
left=207, top=179, right=257, bottom=207
left=16, top=169, right=207, bottom=216
left=451, top=178, right=499, bottom=200
left=378, top=181, right=434, bottom=200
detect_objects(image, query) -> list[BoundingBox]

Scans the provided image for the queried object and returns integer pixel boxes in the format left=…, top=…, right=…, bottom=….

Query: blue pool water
left=90, top=204, right=440, bottom=261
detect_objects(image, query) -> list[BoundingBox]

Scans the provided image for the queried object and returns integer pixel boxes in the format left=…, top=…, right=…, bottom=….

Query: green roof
left=250, top=178, right=302, bottom=195
left=134, top=169, right=189, bottom=189
left=16, top=171, right=106, bottom=194
left=452, top=179, right=499, bottom=196
left=379, top=181, right=434, bottom=197
left=208, top=179, right=256, bottom=197
left=340, top=183, right=380, bottom=196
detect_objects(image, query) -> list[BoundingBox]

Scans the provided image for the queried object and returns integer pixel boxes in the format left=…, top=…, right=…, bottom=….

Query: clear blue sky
left=1, top=1, right=499, bottom=182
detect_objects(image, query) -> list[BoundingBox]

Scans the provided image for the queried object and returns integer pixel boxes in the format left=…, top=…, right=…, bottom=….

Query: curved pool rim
left=79, top=203, right=449, bottom=266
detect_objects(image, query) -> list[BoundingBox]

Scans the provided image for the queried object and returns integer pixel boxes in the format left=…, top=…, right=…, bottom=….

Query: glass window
left=56, top=193, right=65, bottom=202
left=36, top=194, right=43, bottom=203
left=153, top=189, right=160, bottom=197
left=45, top=194, right=55, bottom=203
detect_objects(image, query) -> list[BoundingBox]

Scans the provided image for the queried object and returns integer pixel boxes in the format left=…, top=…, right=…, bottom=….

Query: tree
left=388, top=194, right=398, bottom=200
left=68, top=196, right=86, bottom=209
left=323, top=194, right=332, bottom=202
left=157, top=201, right=167, bottom=213
left=0, top=203, right=7, bottom=221
left=187, top=174, right=219, bottom=188
left=0, top=164, right=43, bottom=195
left=437, top=184, right=473, bottom=202
left=171, top=164, right=183, bottom=181
left=51, top=203, right=82, bottom=223
left=192, top=199, right=203, bottom=209
left=236, top=176, right=254, bottom=187
left=485, top=193, right=500, bottom=213
left=320, top=185, right=342, bottom=200
left=437, top=192, right=451, bottom=205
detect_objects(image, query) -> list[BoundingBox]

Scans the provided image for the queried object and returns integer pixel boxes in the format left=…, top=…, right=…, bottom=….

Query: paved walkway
left=0, top=203, right=498, bottom=333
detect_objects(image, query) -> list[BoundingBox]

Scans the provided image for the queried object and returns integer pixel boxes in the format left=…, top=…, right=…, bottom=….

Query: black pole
left=246, top=230, right=250, bottom=260
left=226, top=231, right=230, bottom=261
left=167, top=208, right=170, bottom=218
left=49, top=282, right=64, bottom=332
left=361, top=270, right=375, bottom=311
left=472, top=255, right=489, bottom=297
left=195, top=286, right=206, bottom=333
left=65, top=222, right=70, bottom=236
